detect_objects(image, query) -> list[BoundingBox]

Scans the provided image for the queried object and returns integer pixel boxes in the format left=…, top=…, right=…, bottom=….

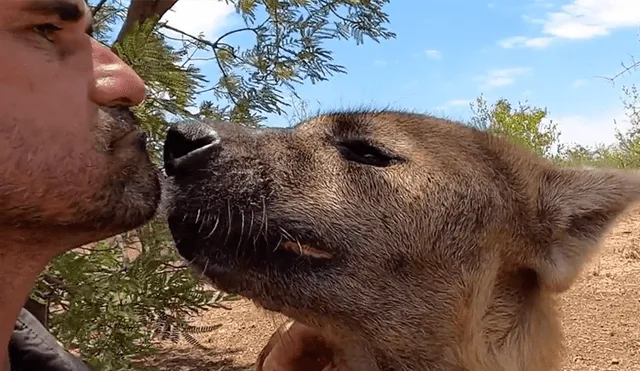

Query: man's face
left=0, top=0, right=161, bottom=244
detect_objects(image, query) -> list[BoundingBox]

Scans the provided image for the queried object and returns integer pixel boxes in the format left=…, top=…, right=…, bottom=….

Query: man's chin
left=5, top=169, right=162, bottom=248
left=101, top=167, right=163, bottom=233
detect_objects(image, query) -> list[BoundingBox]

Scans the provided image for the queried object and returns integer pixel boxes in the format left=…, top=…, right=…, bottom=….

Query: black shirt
left=8, top=308, right=93, bottom=371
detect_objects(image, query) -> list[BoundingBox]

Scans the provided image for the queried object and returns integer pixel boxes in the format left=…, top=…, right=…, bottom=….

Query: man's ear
left=532, top=167, right=640, bottom=293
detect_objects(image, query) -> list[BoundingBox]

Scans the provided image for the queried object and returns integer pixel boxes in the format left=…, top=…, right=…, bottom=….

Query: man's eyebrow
left=22, top=0, right=94, bottom=36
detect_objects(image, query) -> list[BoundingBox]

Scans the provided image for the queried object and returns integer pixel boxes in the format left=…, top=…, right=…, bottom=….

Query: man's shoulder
left=9, top=308, right=93, bottom=371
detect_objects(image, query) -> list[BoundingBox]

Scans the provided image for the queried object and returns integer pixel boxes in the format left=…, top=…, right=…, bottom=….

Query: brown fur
left=163, top=110, right=640, bottom=371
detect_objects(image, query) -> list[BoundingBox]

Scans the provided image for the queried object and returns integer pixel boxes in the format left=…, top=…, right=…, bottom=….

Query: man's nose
left=89, top=40, right=146, bottom=107
left=163, top=122, right=221, bottom=177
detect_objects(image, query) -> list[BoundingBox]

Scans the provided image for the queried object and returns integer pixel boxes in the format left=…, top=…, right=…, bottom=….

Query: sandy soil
left=143, top=207, right=640, bottom=371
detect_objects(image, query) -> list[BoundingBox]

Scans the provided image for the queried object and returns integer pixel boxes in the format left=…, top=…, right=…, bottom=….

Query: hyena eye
left=336, top=139, right=401, bottom=167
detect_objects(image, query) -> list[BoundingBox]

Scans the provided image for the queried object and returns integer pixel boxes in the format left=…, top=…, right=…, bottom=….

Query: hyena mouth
left=280, top=241, right=333, bottom=259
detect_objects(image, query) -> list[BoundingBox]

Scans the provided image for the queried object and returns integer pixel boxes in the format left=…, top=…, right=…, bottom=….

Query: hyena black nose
left=163, top=121, right=220, bottom=177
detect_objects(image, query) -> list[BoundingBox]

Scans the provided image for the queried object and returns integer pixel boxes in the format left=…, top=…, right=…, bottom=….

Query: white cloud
left=498, top=0, right=640, bottom=49
left=425, top=49, right=442, bottom=60
left=498, top=36, right=553, bottom=49
left=551, top=109, right=630, bottom=146
left=572, top=78, right=588, bottom=88
left=475, top=67, right=532, bottom=89
left=435, top=99, right=472, bottom=110
left=160, top=0, right=235, bottom=39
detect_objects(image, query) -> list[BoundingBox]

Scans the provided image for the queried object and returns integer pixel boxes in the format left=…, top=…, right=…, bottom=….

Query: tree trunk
left=114, top=0, right=179, bottom=47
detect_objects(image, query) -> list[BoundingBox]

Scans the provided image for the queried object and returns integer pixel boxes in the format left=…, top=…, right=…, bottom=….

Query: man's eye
left=33, top=23, right=62, bottom=42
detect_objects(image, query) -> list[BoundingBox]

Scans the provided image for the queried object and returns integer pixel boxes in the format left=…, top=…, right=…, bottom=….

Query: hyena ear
left=533, top=167, right=640, bottom=293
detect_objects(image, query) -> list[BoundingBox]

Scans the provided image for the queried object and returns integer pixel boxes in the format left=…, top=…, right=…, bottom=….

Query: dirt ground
left=145, top=207, right=640, bottom=371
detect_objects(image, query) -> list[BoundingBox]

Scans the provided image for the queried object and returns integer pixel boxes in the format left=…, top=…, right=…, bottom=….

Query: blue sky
left=155, top=0, right=640, bottom=147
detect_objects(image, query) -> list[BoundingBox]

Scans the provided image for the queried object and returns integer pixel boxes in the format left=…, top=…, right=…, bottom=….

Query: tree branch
left=595, top=54, right=640, bottom=85
left=611, top=57, right=640, bottom=81
left=114, top=0, right=179, bottom=47
left=160, top=23, right=262, bottom=50
left=91, top=0, right=109, bottom=16
left=158, top=23, right=267, bottom=106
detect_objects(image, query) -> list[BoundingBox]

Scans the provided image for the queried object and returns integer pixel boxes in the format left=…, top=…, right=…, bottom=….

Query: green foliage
left=555, top=83, right=640, bottom=169
left=32, top=221, right=236, bottom=370
left=90, top=2, right=126, bottom=44
left=553, top=33, right=640, bottom=169
left=29, top=0, right=394, bottom=369
left=468, top=89, right=640, bottom=173
left=602, top=92, right=640, bottom=169
left=622, top=84, right=640, bottom=129
left=161, top=0, right=395, bottom=126
left=470, top=94, right=560, bottom=158
left=553, top=143, right=624, bottom=168
left=113, top=16, right=210, bottom=161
